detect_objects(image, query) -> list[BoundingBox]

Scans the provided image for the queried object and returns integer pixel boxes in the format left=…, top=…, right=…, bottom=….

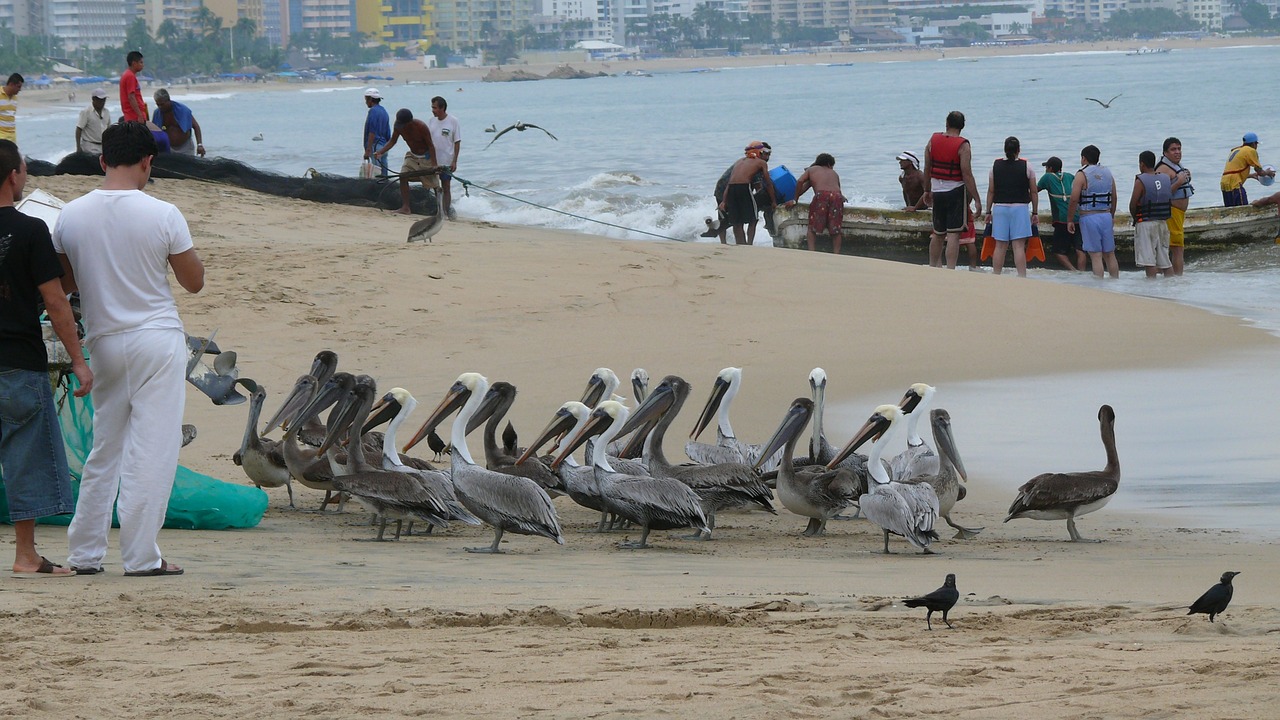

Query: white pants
left=67, top=328, right=187, bottom=573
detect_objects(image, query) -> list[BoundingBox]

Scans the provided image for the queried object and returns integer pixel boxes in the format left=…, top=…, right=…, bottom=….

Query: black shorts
left=723, top=183, right=757, bottom=225
left=931, top=186, right=968, bottom=234
left=1050, top=221, right=1081, bottom=256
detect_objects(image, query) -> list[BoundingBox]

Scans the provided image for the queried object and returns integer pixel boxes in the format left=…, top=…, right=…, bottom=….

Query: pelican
left=620, top=375, right=775, bottom=539
left=275, top=372, right=352, bottom=511
left=687, top=367, right=781, bottom=473
left=630, top=368, right=650, bottom=404
left=483, top=121, right=558, bottom=150
left=405, top=373, right=564, bottom=553
left=262, top=350, right=338, bottom=446
left=828, top=405, right=940, bottom=554
left=888, top=383, right=937, bottom=482
left=1004, top=404, right=1119, bottom=542
left=552, top=401, right=707, bottom=549
left=320, top=380, right=454, bottom=541
left=1085, top=93, right=1122, bottom=108
left=910, top=409, right=981, bottom=539
left=232, top=379, right=294, bottom=507
left=465, top=380, right=561, bottom=495
left=361, top=387, right=480, bottom=528
left=252, top=133, right=264, bottom=141
left=753, top=397, right=859, bottom=536
left=801, top=367, right=872, bottom=479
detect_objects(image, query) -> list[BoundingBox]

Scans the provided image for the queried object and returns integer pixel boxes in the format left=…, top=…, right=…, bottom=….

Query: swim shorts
left=991, top=204, right=1032, bottom=241
left=931, top=186, right=968, bottom=234
left=1222, top=187, right=1248, bottom=207
left=1079, top=212, right=1115, bottom=253
left=402, top=153, right=441, bottom=189
left=1166, top=205, right=1185, bottom=247
left=723, top=183, right=756, bottom=226
left=1133, top=221, right=1172, bottom=268
left=809, top=191, right=844, bottom=235
left=1049, top=221, right=1080, bottom=256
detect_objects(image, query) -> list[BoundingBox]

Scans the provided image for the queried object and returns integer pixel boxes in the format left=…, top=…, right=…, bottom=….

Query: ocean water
left=22, top=45, right=1280, bottom=532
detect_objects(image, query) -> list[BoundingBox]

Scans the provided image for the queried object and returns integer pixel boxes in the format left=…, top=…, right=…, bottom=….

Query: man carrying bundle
left=375, top=108, right=438, bottom=216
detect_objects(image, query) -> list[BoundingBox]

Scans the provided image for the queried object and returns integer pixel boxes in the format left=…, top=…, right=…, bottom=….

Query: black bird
left=425, top=428, right=450, bottom=461
left=1188, top=571, right=1240, bottom=623
left=1085, top=93, right=1122, bottom=108
left=903, top=573, right=960, bottom=630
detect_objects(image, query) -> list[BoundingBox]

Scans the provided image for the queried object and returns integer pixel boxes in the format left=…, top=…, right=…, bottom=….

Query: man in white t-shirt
left=427, top=96, right=462, bottom=220
left=75, top=88, right=112, bottom=154
left=52, top=121, right=205, bottom=577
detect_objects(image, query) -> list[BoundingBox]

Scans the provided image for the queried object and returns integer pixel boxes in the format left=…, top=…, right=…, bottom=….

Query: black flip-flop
left=124, top=560, right=184, bottom=577
left=72, top=566, right=104, bottom=575
left=11, top=556, right=74, bottom=579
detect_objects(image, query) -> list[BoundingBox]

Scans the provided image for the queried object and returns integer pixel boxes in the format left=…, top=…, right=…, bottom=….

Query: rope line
left=452, top=174, right=684, bottom=242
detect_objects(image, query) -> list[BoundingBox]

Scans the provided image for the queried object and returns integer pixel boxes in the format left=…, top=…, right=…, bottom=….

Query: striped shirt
left=0, top=91, right=17, bottom=142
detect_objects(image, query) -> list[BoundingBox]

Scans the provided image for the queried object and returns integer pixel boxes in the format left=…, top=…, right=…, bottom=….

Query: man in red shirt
left=120, top=51, right=147, bottom=122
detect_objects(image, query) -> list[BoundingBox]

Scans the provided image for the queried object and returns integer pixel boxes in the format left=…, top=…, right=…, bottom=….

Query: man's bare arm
left=38, top=279, right=92, bottom=396
left=170, top=249, right=204, bottom=293
left=56, top=254, right=78, bottom=293
left=959, top=143, right=981, bottom=216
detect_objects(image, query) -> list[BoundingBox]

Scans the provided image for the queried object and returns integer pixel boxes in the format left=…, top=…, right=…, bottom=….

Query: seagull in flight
left=484, top=121, right=559, bottom=150
left=1085, top=94, right=1122, bottom=108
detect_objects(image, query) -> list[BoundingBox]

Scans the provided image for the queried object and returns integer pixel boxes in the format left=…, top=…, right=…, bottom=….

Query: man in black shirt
left=0, top=139, right=92, bottom=576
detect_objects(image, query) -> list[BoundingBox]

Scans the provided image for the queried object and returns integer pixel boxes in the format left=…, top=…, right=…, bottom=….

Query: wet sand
left=4, top=175, right=1279, bottom=718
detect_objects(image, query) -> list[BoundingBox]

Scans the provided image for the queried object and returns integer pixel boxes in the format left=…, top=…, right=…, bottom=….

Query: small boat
left=770, top=204, right=1278, bottom=267
left=1127, top=46, right=1171, bottom=56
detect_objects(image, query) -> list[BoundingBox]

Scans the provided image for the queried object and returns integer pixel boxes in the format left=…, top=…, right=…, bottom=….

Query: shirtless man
left=375, top=108, right=438, bottom=215
left=718, top=141, right=775, bottom=245
left=788, top=153, right=846, bottom=254
left=897, top=151, right=927, bottom=211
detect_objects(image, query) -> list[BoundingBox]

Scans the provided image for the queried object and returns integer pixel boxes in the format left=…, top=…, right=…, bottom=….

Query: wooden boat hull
left=771, top=204, right=1278, bottom=266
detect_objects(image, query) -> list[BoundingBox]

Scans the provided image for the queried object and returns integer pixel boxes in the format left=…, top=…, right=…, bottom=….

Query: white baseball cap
left=364, top=88, right=382, bottom=99
left=92, top=88, right=108, bottom=99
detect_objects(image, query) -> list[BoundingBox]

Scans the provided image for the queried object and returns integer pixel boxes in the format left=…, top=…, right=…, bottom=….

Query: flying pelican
left=465, top=380, right=561, bottom=495
left=552, top=401, right=708, bottom=549
left=320, top=378, right=454, bottom=541
left=405, top=373, right=564, bottom=554
left=753, top=397, right=859, bottom=536
left=687, top=367, right=781, bottom=473
left=232, top=379, right=294, bottom=507
left=827, top=404, right=940, bottom=554
left=888, top=383, right=937, bottom=482
left=483, top=121, right=558, bottom=150
left=909, top=409, right=981, bottom=540
left=619, top=375, right=776, bottom=539
left=1004, top=404, right=1119, bottom=542
left=1085, top=93, right=1122, bottom=108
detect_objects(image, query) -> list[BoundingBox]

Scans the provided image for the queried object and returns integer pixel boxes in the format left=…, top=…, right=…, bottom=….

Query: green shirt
left=1037, top=171, right=1074, bottom=223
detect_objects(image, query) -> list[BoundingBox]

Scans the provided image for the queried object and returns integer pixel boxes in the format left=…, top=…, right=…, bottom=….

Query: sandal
left=124, top=559, right=184, bottom=577
left=12, top=556, right=74, bottom=579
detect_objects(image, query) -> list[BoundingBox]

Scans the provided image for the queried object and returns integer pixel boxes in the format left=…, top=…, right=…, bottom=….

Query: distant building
left=204, top=0, right=267, bottom=34
left=432, top=0, right=535, bottom=49
left=46, top=0, right=133, bottom=50
left=289, top=0, right=358, bottom=37
left=138, top=0, right=202, bottom=35
left=356, top=0, right=435, bottom=51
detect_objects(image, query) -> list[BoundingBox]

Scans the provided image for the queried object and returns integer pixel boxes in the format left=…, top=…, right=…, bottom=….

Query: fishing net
left=27, top=152, right=440, bottom=215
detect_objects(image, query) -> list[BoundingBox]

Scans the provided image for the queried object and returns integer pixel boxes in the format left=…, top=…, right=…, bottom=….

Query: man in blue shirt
left=151, top=89, right=205, bottom=157
left=363, top=88, right=390, bottom=178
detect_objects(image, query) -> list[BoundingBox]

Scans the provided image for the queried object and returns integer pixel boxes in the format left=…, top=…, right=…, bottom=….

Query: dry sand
left=4, top=175, right=1280, bottom=718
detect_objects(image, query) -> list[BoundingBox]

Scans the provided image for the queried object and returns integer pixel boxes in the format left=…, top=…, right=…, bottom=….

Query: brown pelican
left=630, top=368, right=650, bottom=404
left=687, top=367, right=781, bottom=473
left=828, top=405, right=940, bottom=554
left=483, top=121, right=558, bottom=150
left=1004, top=404, right=1119, bottom=542
left=273, top=372, right=351, bottom=511
left=753, top=397, right=859, bottom=536
left=361, top=387, right=480, bottom=528
left=464, top=380, right=561, bottom=495
left=552, top=401, right=708, bottom=549
left=801, top=367, right=873, bottom=479
left=620, top=375, right=775, bottom=539
left=232, top=379, right=294, bottom=507
left=888, top=383, right=938, bottom=482
left=910, top=409, right=981, bottom=539
left=405, top=373, right=564, bottom=553
left=579, top=367, right=621, bottom=408
left=262, top=350, right=338, bottom=446
left=320, top=379, right=453, bottom=541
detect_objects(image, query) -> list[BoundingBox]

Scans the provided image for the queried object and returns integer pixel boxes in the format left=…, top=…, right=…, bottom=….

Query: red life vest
left=929, top=132, right=968, bottom=182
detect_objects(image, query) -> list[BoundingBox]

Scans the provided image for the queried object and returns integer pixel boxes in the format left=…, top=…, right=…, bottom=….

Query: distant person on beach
left=75, top=88, right=111, bottom=154
left=1130, top=150, right=1174, bottom=279
left=985, top=136, right=1037, bottom=277
left=120, top=51, right=148, bottom=123
left=1220, top=132, right=1273, bottom=207
left=0, top=73, right=21, bottom=142
left=151, top=89, right=204, bottom=157
left=1067, top=144, right=1119, bottom=278
left=718, top=141, right=775, bottom=245
left=789, top=153, right=846, bottom=254
left=1155, top=137, right=1194, bottom=276
left=922, top=111, right=981, bottom=269
left=428, top=96, right=462, bottom=220
left=374, top=108, right=438, bottom=216
left=0, top=139, right=93, bottom=577
left=363, top=88, right=391, bottom=178
left=898, top=151, right=927, bottom=211
left=53, top=121, right=204, bottom=577
left=1037, top=156, right=1083, bottom=271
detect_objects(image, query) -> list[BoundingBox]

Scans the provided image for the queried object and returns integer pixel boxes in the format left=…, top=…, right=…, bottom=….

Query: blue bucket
left=770, top=165, right=797, bottom=203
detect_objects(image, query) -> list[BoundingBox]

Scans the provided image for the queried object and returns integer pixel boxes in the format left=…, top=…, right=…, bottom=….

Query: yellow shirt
left=0, top=91, right=17, bottom=142
left=1220, top=145, right=1261, bottom=191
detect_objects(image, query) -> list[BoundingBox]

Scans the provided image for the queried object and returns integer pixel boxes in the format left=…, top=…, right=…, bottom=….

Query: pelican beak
left=931, top=409, right=967, bottom=481
left=754, top=398, right=811, bottom=470
left=826, top=412, right=890, bottom=469
left=631, top=373, right=649, bottom=404
left=619, top=381, right=674, bottom=437
left=361, top=393, right=400, bottom=435
left=579, top=373, right=606, bottom=407
left=898, top=387, right=923, bottom=414
left=690, top=375, right=730, bottom=441
left=295, top=373, right=354, bottom=431
left=405, top=381, right=469, bottom=452
left=261, top=375, right=315, bottom=434
left=550, top=407, right=611, bottom=469
left=317, top=389, right=361, bottom=455
left=517, top=407, right=576, bottom=466
left=465, top=384, right=505, bottom=434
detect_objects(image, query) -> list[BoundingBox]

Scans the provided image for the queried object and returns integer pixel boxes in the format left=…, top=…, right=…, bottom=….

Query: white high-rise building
left=47, top=0, right=133, bottom=50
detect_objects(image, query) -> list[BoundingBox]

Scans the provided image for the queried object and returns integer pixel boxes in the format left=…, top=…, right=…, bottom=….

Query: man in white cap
left=76, top=89, right=112, bottom=154
left=363, top=88, right=390, bottom=178
left=897, top=151, right=927, bottom=211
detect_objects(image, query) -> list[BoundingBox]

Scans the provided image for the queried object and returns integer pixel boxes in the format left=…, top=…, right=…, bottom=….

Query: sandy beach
left=4, top=174, right=1280, bottom=718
